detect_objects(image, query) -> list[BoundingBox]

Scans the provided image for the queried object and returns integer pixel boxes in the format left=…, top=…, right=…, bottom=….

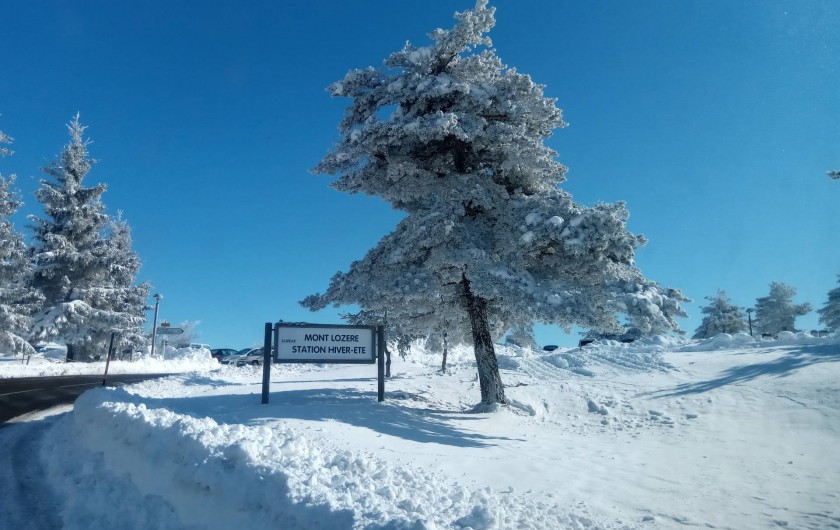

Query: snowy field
left=2, top=334, right=839, bottom=529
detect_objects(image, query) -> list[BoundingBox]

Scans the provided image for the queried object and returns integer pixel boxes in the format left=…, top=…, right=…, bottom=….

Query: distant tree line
left=0, top=115, right=149, bottom=361
left=692, top=280, right=840, bottom=339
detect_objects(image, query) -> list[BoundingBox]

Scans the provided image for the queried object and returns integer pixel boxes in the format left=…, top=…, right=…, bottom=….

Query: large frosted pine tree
left=692, top=290, right=748, bottom=339
left=753, top=282, right=811, bottom=335
left=817, top=275, right=840, bottom=332
left=303, top=1, right=687, bottom=407
left=0, top=128, right=43, bottom=355
left=30, top=115, right=149, bottom=360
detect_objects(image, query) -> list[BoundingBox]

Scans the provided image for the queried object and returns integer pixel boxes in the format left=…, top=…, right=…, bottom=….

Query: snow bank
left=42, top=386, right=623, bottom=530
left=0, top=352, right=218, bottom=379
left=567, top=338, right=677, bottom=373
left=401, top=340, right=674, bottom=376
left=24, top=337, right=840, bottom=529
left=679, top=331, right=838, bottom=352
left=399, top=341, right=477, bottom=369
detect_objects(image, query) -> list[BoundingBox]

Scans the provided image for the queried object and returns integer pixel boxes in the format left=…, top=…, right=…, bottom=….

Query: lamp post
left=746, top=308, right=754, bottom=337
left=150, top=293, right=163, bottom=357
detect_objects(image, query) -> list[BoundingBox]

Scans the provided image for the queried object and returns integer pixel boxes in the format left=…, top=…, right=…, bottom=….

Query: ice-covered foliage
left=505, top=326, right=538, bottom=350
left=303, top=1, right=686, bottom=406
left=29, top=115, right=149, bottom=360
left=692, top=290, right=748, bottom=339
left=0, top=127, right=12, bottom=157
left=753, top=282, right=811, bottom=335
left=817, top=274, right=840, bottom=332
left=0, top=131, right=43, bottom=355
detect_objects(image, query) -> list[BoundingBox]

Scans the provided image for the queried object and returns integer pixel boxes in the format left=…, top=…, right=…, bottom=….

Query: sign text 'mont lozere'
left=290, top=333, right=367, bottom=355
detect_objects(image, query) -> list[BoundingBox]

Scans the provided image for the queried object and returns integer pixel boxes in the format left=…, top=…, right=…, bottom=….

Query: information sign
left=275, top=323, right=376, bottom=364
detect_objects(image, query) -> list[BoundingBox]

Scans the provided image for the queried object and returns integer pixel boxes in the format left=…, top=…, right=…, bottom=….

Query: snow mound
left=570, top=338, right=676, bottom=373
left=679, top=331, right=837, bottom=352
left=776, top=331, right=797, bottom=342
left=402, top=340, right=674, bottom=377
left=42, top=387, right=627, bottom=530
left=401, top=342, right=477, bottom=369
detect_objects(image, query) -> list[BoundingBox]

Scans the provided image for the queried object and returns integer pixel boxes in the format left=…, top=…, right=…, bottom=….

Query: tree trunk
left=66, top=343, right=79, bottom=362
left=441, top=330, right=449, bottom=373
left=67, top=342, right=97, bottom=362
left=461, top=274, right=507, bottom=407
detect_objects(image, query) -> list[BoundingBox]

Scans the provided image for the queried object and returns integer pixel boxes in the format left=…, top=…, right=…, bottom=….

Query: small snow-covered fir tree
left=0, top=129, right=43, bottom=355
left=30, top=115, right=149, bottom=360
left=817, top=275, right=840, bottom=332
left=753, top=282, right=811, bottom=335
left=303, top=1, right=687, bottom=408
left=692, top=290, right=748, bottom=339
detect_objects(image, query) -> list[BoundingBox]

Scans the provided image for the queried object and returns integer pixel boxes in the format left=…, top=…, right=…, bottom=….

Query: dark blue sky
left=1, top=1, right=838, bottom=348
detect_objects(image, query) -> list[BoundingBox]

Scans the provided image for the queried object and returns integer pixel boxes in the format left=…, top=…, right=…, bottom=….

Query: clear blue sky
left=1, top=1, right=838, bottom=349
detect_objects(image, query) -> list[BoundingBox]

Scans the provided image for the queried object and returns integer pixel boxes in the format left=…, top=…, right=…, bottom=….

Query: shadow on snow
left=106, top=384, right=517, bottom=448
left=649, top=344, right=840, bottom=398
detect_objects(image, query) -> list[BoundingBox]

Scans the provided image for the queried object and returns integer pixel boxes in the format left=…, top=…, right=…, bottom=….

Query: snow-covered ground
left=2, top=334, right=838, bottom=529
left=0, top=344, right=217, bottom=378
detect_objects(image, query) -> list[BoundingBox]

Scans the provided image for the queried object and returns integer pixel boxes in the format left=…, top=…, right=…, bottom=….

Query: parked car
left=221, top=347, right=264, bottom=367
left=177, top=343, right=211, bottom=351
left=210, top=348, right=238, bottom=363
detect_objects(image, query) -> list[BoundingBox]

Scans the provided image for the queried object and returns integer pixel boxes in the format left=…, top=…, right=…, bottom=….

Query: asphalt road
left=0, top=373, right=170, bottom=425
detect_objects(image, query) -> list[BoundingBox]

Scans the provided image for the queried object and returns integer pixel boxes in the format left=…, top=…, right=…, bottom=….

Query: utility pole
left=150, top=293, right=163, bottom=357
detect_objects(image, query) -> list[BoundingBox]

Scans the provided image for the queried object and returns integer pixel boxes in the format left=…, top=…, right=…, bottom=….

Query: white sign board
left=275, top=324, right=376, bottom=364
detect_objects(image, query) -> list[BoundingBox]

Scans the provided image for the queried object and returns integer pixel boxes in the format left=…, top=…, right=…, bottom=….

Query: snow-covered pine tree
left=341, top=309, right=422, bottom=349
left=817, top=275, right=840, bottom=332
left=753, top=282, right=811, bottom=335
left=692, top=290, right=748, bottom=339
left=30, top=115, right=149, bottom=361
left=302, top=1, right=687, bottom=408
left=0, top=128, right=43, bottom=356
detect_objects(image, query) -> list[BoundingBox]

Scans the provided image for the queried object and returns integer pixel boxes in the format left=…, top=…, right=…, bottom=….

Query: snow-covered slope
left=9, top=336, right=840, bottom=529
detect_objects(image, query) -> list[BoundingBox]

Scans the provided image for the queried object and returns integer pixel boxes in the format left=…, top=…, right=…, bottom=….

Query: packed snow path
left=3, top=337, right=838, bottom=529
